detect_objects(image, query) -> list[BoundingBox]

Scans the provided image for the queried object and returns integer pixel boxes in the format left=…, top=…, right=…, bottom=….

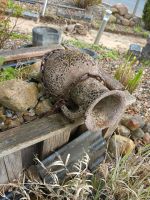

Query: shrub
left=115, top=56, right=144, bottom=93
left=143, top=0, right=150, bottom=30
left=0, top=0, right=23, bottom=49
left=73, top=0, right=102, bottom=9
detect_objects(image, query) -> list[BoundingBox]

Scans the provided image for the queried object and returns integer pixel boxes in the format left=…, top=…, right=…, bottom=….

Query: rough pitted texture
left=42, top=48, right=126, bottom=134
left=41, top=48, right=99, bottom=101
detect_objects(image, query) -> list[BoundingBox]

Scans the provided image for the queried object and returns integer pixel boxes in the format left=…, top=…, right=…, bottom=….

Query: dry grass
left=0, top=154, right=93, bottom=200
left=92, top=144, right=150, bottom=200
left=0, top=145, right=149, bottom=200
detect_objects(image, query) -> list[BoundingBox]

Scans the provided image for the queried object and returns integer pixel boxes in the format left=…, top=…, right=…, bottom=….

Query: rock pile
left=0, top=62, right=52, bottom=131
left=109, top=114, right=150, bottom=157
left=110, top=3, right=140, bottom=27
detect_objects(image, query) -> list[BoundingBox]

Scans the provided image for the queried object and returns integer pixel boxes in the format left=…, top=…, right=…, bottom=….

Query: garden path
left=11, top=17, right=146, bottom=52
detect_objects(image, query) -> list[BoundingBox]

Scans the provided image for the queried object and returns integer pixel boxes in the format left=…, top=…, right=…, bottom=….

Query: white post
left=42, top=0, right=48, bottom=17
left=133, top=0, right=140, bottom=16
left=94, top=10, right=112, bottom=45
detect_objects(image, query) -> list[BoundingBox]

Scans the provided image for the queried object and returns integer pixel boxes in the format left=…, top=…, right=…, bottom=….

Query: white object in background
left=133, top=0, right=140, bottom=16
left=94, top=9, right=112, bottom=44
left=42, top=0, right=48, bottom=17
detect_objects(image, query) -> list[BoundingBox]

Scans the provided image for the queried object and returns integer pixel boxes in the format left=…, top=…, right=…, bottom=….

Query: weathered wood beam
left=0, top=114, right=83, bottom=159
left=0, top=45, right=64, bottom=62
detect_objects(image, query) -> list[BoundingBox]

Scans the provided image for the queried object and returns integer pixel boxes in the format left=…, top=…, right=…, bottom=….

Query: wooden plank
left=0, top=45, right=64, bottom=62
left=0, top=114, right=83, bottom=158
left=21, top=144, right=39, bottom=169
left=3, top=151, right=22, bottom=182
left=0, top=158, right=9, bottom=184
left=40, top=127, right=71, bottom=160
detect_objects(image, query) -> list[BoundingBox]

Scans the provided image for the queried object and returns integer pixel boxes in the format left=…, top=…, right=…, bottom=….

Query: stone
left=143, top=133, right=150, bottom=144
left=75, top=23, right=88, bottom=35
left=132, top=16, right=140, bottom=24
left=35, top=99, right=52, bottom=115
left=109, top=15, right=117, bottom=23
left=117, top=124, right=130, bottom=137
left=0, top=107, right=6, bottom=122
left=124, top=13, right=133, bottom=20
left=4, top=118, right=21, bottom=130
left=111, top=7, right=118, bottom=14
left=23, top=11, right=40, bottom=22
left=142, top=35, right=150, bottom=59
left=131, top=128, right=145, bottom=140
left=0, top=80, right=38, bottom=112
left=128, top=44, right=142, bottom=57
left=121, top=114, right=145, bottom=131
left=109, top=135, right=135, bottom=156
left=5, top=109, right=14, bottom=118
left=28, top=61, right=41, bottom=81
left=65, top=24, right=76, bottom=33
left=112, top=3, right=128, bottom=16
left=129, top=20, right=135, bottom=27
left=121, top=18, right=130, bottom=26
left=143, top=122, right=150, bottom=133
left=23, top=114, right=37, bottom=122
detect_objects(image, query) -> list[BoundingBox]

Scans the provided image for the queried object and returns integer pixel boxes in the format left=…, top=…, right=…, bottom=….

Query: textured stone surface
left=113, top=3, right=128, bottom=16
left=121, top=18, right=130, bottom=26
left=143, top=133, right=150, bottom=144
left=35, top=99, right=52, bottom=115
left=131, top=128, right=145, bottom=140
left=121, top=114, right=145, bottom=131
left=117, top=124, right=130, bottom=137
left=28, top=61, right=41, bottom=81
left=124, top=13, right=133, bottom=20
left=109, top=135, right=135, bottom=156
left=0, top=80, right=38, bottom=112
left=143, top=122, right=150, bottom=133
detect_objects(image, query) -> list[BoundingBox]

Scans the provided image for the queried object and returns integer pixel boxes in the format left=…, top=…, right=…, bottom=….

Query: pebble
left=131, top=128, right=145, bottom=140
left=109, top=135, right=135, bottom=156
left=117, top=124, right=130, bottom=137
left=121, top=114, right=145, bottom=131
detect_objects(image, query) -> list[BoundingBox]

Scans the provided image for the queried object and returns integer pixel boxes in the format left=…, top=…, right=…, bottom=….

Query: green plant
left=0, top=0, right=23, bottom=49
left=64, top=39, right=119, bottom=60
left=0, top=56, right=5, bottom=66
left=0, top=67, right=17, bottom=81
left=92, top=145, right=150, bottom=200
left=73, top=0, right=101, bottom=9
left=115, top=56, right=144, bottom=93
left=10, top=32, right=31, bottom=40
left=143, top=0, right=150, bottom=30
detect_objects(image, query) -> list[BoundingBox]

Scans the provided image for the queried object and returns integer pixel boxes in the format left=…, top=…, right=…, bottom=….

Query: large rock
left=112, top=3, right=128, bottom=16
left=117, top=124, right=130, bottom=137
left=109, top=135, right=135, bottom=156
left=0, top=80, right=38, bottom=112
left=121, top=18, right=130, bottom=26
left=121, top=114, right=145, bottom=131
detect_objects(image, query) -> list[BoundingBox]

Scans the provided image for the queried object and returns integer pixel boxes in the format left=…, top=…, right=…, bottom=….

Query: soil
left=11, top=17, right=147, bottom=52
